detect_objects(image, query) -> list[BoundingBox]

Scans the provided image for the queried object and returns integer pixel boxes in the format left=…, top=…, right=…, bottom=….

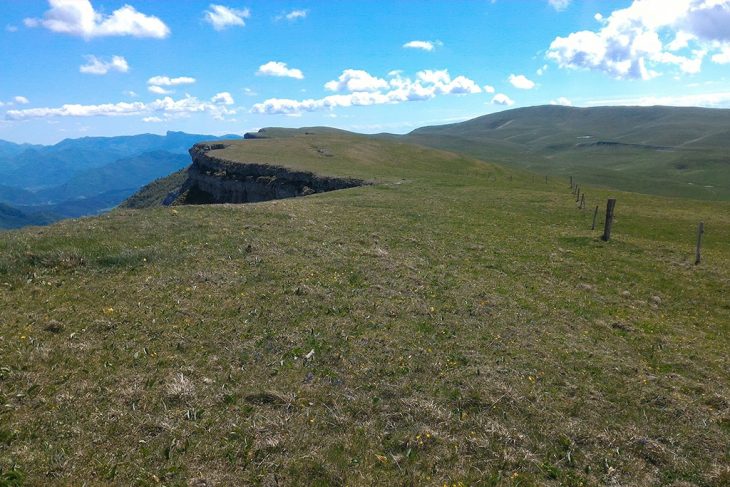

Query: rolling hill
left=406, top=105, right=730, bottom=200
left=1, top=128, right=728, bottom=485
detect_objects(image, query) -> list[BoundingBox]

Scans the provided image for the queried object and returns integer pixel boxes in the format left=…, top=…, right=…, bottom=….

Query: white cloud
left=5, top=94, right=236, bottom=121
left=79, top=55, right=129, bottom=75
left=0, top=96, right=30, bottom=108
left=211, top=92, right=235, bottom=105
left=325, top=69, right=389, bottom=92
left=123, top=90, right=138, bottom=98
left=549, top=0, right=571, bottom=11
left=667, top=31, right=696, bottom=50
left=537, top=64, right=549, bottom=76
left=242, top=87, right=258, bottom=96
left=508, top=74, right=536, bottom=90
left=148, top=85, right=173, bottom=95
left=416, top=69, right=450, bottom=85
left=491, top=93, right=515, bottom=106
left=204, top=4, right=250, bottom=30
left=24, top=0, right=169, bottom=39
left=142, top=116, right=163, bottom=122
left=276, top=9, right=307, bottom=21
left=547, top=0, right=730, bottom=79
left=711, top=45, right=730, bottom=63
left=148, top=76, right=196, bottom=86
left=483, top=85, right=496, bottom=93
left=252, top=69, right=481, bottom=115
left=403, top=40, right=442, bottom=51
left=5, top=25, right=18, bottom=32
left=550, top=96, right=573, bottom=106
left=257, top=61, right=304, bottom=79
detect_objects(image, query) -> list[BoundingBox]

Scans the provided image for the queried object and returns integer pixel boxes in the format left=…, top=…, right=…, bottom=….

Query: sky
left=2, top=0, right=730, bottom=144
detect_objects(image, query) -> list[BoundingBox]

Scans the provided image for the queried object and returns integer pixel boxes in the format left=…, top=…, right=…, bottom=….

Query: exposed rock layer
left=173, top=143, right=365, bottom=205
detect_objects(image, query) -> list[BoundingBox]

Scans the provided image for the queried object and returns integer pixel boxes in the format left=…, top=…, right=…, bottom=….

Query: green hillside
left=407, top=105, right=730, bottom=200
left=1, top=130, right=728, bottom=486
left=120, top=169, right=190, bottom=209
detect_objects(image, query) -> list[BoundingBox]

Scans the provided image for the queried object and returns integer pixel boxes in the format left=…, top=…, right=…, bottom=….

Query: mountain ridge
left=405, top=105, right=730, bottom=200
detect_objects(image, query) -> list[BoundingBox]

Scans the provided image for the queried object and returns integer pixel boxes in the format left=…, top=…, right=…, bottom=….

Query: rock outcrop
left=172, top=143, right=365, bottom=205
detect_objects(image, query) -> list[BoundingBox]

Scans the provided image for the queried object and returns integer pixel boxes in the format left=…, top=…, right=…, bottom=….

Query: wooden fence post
left=570, top=176, right=573, bottom=189
left=591, top=205, right=599, bottom=230
left=695, top=222, right=704, bottom=265
left=576, top=187, right=580, bottom=202
left=602, top=199, right=616, bottom=241
left=580, top=193, right=585, bottom=209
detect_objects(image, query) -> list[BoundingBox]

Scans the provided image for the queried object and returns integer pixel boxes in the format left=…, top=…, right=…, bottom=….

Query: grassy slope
left=407, top=105, right=730, bottom=201
left=120, top=169, right=189, bottom=210
left=0, top=132, right=729, bottom=486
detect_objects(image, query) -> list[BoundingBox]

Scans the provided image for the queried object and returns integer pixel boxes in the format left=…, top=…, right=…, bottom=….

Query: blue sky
left=2, top=0, right=730, bottom=144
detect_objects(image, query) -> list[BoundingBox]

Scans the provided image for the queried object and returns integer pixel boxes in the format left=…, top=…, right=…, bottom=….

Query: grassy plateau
left=0, top=130, right=728, bottom=486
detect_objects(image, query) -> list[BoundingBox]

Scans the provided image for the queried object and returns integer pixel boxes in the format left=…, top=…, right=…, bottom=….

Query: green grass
left=0, top=132, right=728, bottom=485
left=407, top=105, right=730, bottom=201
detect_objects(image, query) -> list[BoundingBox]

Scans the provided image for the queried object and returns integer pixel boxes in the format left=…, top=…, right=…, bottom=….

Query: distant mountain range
left=406, top=105, right=730, bottom=200
left=0, top=131, right=241, bottom=229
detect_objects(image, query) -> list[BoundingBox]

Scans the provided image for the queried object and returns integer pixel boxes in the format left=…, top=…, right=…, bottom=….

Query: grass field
left=1, top=132, right=728, bottom=486
left=407, top=106, right=730, bottom=201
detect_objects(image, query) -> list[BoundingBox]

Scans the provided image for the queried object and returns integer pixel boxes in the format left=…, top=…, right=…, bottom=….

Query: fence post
left=602, top=199, right=616, bottom=241
left=576, top=187, right=580, bottom=202
left=695, top=222, right=704, bottom=265
left=580, top=193, right=585, bottom=209
left=570, top=176, right=573, bottom=189
left=591, top=205, right=599, bottom=230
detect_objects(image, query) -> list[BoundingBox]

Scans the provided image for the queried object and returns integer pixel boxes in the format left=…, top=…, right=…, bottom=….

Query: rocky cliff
left=171, top=143, right=365, bottom=205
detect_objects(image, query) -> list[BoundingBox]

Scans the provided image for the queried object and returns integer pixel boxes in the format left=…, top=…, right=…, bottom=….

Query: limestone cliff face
left=173, top=143, right=365, bottom=205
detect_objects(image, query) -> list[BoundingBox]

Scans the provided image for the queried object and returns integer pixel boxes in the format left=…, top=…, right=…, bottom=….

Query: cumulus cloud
left=276, top=9, right=307, bottom=21
left=252, top=68, right=481, bottom=115
left=403, top=40, right=442, bottom=51
left=508, top=74, right=536, bottom=89
left=211, top=91, right=235, bottom=105
left=483, top=85, right=496, bottom=94
left=0, top=96, right=30, bottom=108
left=712, top=45, right=730, bottom=63
left=550, top=96, right=573, bottom=106
left=79, top=55, right=129, bottom=75
left=204, top=4, right=250, bottom=30
left=5, top=94, right=236, bottom=121
left=24, top=0, right=169, bottom=39
left=146, top=75, right=195, bottom=95
left=491, top=93, right=515, bottom=106
left=257, top=61, right=304, bottom=79
left=147, top=76, right=195, bottom=95
left=325, top=69, right=389, bottom=92
left=547, top=0, right=730, bottom=79
left=148, top=76, right=196, bottom=86
left=148, top=85, right=172, bottom=95
left=549, top=0, right=571, bottom=11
